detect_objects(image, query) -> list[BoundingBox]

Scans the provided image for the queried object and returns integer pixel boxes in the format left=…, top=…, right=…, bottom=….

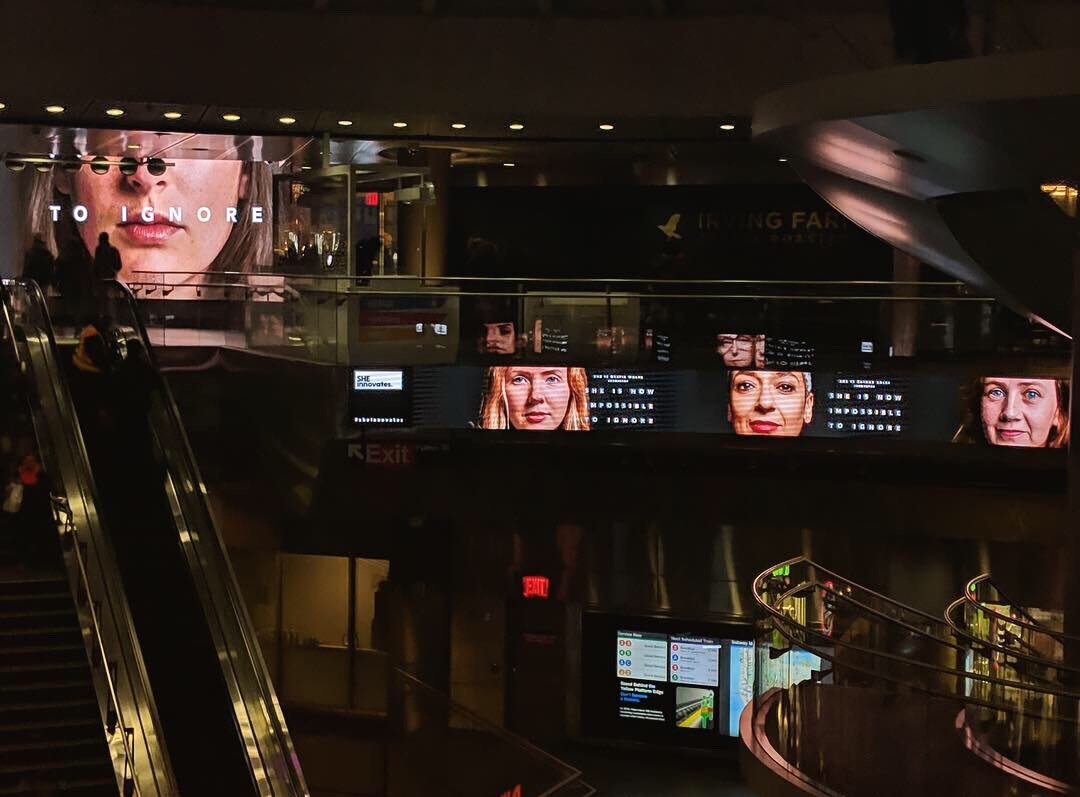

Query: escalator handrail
left=943, top=596, right=1079, bottom=677
left=810, top=581, right=968, bottom=654
left=762, top=555, right=954, bottom=629
left=765, top=605, right=1080, bottom=725
left=2, top=280, right=178, bottom=797
left=965, top=573, right=1080, bottom=645
left=769, top=581, right=1080, bottom=702
left=755, top=561, right=1080, bottom=704
left=104, top=280, right=309, bottom=797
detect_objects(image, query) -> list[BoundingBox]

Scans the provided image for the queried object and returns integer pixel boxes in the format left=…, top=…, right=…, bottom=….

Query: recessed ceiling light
left=279, top=116, right=297, bottom=125
left=127, top=144, right=141, bottom=150
left=300, top=165, right=312, bottom=170
left=598, top=123, right=615, bottom=132
left=44, top=105, right=65, bottom=114
left=0, top=103, right=6, bottom=111
left=508, top=122, right=525, bottom=131
left=719, top=123, right=736, bottom=131
left=163, top=111, right=183, bottom=120
left=337, top=119, right=353, bottom=126
left=503, top=162, right=515, bottom=167
left=392, top=121, right=408, bottom=129
left=778, top=157, right=788, bottom=163
left=451, top=122, right=467, bottom=130
left=222, top=113, right=241, bottom=122
left=105, top=107, right=125, bottom=117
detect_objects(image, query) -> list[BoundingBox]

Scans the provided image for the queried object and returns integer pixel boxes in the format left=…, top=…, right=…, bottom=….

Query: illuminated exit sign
left=521, top=575, right=549, bottom=599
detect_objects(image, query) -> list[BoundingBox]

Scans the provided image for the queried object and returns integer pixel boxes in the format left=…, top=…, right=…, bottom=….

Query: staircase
left=0, top=574, right=116, bottom=796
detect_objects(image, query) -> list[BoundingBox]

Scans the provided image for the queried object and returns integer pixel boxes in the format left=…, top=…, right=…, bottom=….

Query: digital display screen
left=15, top=155, right=272, bottom=291
left=823, top=376, right=908, bottom=436
left=759, top=648, right=823, bottom=693
left=959, top=376, right=1069, bottom=448
left=408, top=366, right=1070, bottom=449
left=348, top=368, right=410, bottom=426
left=353, top=370, right=404, bottom=391
left=611, top=628, right=753, bottom=738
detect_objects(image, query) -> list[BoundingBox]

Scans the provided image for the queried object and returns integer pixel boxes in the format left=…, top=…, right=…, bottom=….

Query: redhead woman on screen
left=478, top=366, right=591, bottom=431
left=954, top=377, right=1069, bottom=448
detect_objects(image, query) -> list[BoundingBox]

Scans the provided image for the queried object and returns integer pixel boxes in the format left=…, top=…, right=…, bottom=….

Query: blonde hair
left=22, top=160, right=272, bottom=273
left=479, top=367, right=591, bottom=431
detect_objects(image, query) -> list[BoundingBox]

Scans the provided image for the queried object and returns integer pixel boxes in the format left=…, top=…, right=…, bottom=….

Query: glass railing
left=1, top=279, right=177, bottom=796
left=269, top=641, right=590, bottom=797
left=88, top=280, right=310, bottom=797
left=746, top=556, right=1080, bottom=795
left=119, top=271, right=1067, bottom=369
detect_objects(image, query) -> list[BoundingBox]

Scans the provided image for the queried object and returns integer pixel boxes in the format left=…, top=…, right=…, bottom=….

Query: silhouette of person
left=22, top=236, right=55, bottom=292
left=55, top=239, right=94, bottom=323
left=93, top=232, right=122, bottom=283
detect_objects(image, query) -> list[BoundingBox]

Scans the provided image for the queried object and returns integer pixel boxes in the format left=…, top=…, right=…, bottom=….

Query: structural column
left=890, top=249, right=920, bottom=357
left=396, top=147, right=451, bottom=278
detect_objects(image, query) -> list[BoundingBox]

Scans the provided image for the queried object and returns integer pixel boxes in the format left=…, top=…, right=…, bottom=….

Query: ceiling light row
left=8, top=104, right=740, bottom=138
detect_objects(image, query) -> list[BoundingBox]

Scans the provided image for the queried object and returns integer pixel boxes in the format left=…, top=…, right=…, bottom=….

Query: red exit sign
left=521, top=575, right=549, bottom=599
left=363, top=191, right=380, bottom=206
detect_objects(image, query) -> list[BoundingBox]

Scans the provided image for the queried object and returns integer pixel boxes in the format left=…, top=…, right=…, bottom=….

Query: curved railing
left=1, top=279, right=178, bottom=796
left=747, top=556, right=1080, bottom=795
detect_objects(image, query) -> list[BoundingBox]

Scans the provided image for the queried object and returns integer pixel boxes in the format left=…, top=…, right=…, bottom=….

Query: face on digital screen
left=980, top=377, right=1066, bottom=447
left=505, top=367, right=572, bottom=430
left=728, top=370, right=814, bottom=437
left=54, top=158, right=247, bottom=280
left=478, top=322, right=516, bottom=355
left=479, top=366, right=590, bottom=431
left=718, top=333, right=764, bottom=368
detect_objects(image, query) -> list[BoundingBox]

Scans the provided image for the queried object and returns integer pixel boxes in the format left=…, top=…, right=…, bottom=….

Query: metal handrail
left=51, top=496, right=141, bottom=795
left=754, top=558, right=1080, bottom=705
left=943, top=597, right=1077, bottom=679
left=125, top=270, right=996, bottom=302
left=1, top=279, right=177, bottom=796
left=964, top=573, right=1080, bottom=645
left=100, top=280, right=309, bottom=796
left=130, top=270, right=973, bottom=288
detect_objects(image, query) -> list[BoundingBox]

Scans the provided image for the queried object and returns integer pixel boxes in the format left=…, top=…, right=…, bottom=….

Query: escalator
left=743, top=556, right=1079, bottom=796
left=1, top=282, right=176, bottom=795
left=4, top=279, right=307, bottom=796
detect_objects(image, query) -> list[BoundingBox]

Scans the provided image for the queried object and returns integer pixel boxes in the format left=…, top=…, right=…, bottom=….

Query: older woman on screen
left=478, top=366, right=591, bottom=431
left=728, top=370, right=814, bottom=437
left=959, top=376, right=1069, bottom=448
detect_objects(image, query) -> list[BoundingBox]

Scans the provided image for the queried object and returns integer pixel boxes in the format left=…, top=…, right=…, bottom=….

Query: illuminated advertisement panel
left=19, top=156, right=272, bottom=288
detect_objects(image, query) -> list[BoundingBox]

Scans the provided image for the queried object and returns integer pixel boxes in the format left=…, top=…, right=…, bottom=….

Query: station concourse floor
left=555, top=743, right=756, bottom=796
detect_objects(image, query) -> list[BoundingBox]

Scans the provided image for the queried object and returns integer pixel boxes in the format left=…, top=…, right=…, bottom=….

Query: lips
left=523, top=412, right=550, bottom=424
left=749, top=420, right=781, bottom=434
left=995, top=428, right=1026, bottom=441
left=119, top=212, right=183, bottom=245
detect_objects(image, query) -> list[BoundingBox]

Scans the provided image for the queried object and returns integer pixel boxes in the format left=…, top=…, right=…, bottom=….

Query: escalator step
left=0, top=661, right=86, bottom=674
left=0, top=608, right=75, bottom=621
left=0, top=718, right=101, bottom=747
left=0, top=699, right=98, bottom=725
left=0, top=775, right=116, bottom=796
left=0, top=756, right=113, bottom=775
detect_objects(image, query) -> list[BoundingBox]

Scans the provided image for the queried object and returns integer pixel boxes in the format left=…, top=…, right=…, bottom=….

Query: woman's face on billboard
left=718, top=334, right=762, bottom=368
left=57, top=158, right=244, bottom=280
left=980, top=377, right=1061, bottom=447
left=728, top=370, right=813, bottom=437
left=479, top=322, right=516, bottom=354
left=504, top=367, right=571, bottom=430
